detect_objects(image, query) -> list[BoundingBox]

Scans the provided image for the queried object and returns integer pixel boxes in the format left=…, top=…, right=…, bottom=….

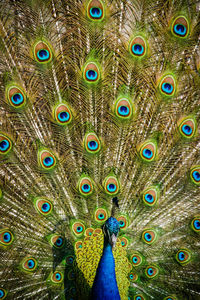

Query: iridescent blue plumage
left=91, top=217, right=120, bottom=300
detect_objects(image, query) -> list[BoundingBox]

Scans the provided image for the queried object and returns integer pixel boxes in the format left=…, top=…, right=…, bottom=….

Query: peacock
left=0, top=0, right=200, bottom=299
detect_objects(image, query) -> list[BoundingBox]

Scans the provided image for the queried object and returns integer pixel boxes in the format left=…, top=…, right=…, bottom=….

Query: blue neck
left=91, top=242, right=121, bottom=300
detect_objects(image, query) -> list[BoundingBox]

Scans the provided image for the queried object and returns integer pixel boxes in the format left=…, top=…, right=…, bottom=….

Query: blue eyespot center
left=132, top=44, right=144, bottom=55
left=82, top=184, right=91, bottom=192
left=77, top=226, right=83, bottom=233
left=133, top=257, right=138, bottom=263
left=143, top=148, right=153, bottom=159
left=119, top=220, right=125, bottom=227
left=28, top=259, right=35, bottom=269
left=193, top=171, right=200, bottom=181
left=148, top=267, right=153, bottom=275
left=55, top=272, right=61, bottom=281
left=90, top=7, right=102, bottom=19
left=145, top=193, right=154, bottom=203
left=0, top=140, right=10, bottom=152
left=121, top=241, right=125, bottom=246
left=182, top=124, right=192, bottom=135
left=136, top=297, right=142, bottom=300
left=174, top=24, right=186, bottom=36
left=162, top=82, right=173, bottom=94
left=118, top=105, right=129, bottom=116
left=86, top=70, right=98, bottom=81
left=58, top=111, right=70, bottom=122
left=98, top=213, right=104, bottom=219
left=0, top=289, right=5, bottom=298
left=11, top=93, right=24, bottom=105
left=42, top=202, right=50, bottom=212
left=178, top=251, right=185, bottom=261
left=88, top=140, right=98, bottom=150
left=107, top=183, right=117, bottom=192
left=37, top=49, right=50, bottom=61
left=145, top=233, right=152, bottom=241
left=194, top=220, right=200, bottom=230
left=56, top=237, right=63, bottom=246
left=43, top=156, right=54, bottom=167
left=129, top=274, right=133, bottom=279
left=3, top=232, right=11, bottom=242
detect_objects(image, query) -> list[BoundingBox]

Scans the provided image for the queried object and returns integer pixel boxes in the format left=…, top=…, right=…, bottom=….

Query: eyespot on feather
left=72, top=222, right=85, bottom=236
left=159, top=75, right=176, bottom=97
left=87, top=0, right=104, bottom=21
left=83, top=62, right=100, bottom=83
left=142, top=187, right=159, bottom=206
left=51, top=235, right=65, bottom=248
left=7, top=85, right=26, bottom=108
left=117, top=216, right=128, bottom=230
left=129, top=36, right=147, bottom=58
left=79, top=177, right=93, bottom=196
left=54, top=103, right=72, bottom=125
left=120, top=237, right=128, bottom=247
left=171, top=16, right=189, bottom=38
left=104, top=175, right=120, bottom=195
left=115, top=97, right=133, bottom=120
left=190, top=166, right=200, bottom=185
left=38, top=149, right=57, bottom=170
left=51, top=271, right=63, bottom=283
left=34, top=198, right=53, bottom=216
left=0, top=134, right=12, bottom=156
left=22, top=257, right=37, bottom=272
left=95, top=208, right=108, bottom=222
left=129, top=272, right=138, bottom=282
left=0, top=229, right=14, bottom=247
left=134, top=295, right=146, bottom=300
left=139, top=141, right=157, bottom=162
left=84, top=132, right=101, bottom=154
left=175, top=249, right=191, bottom=265
left=34, top=41, right=52, bottom=63
left=145, top=265, right=159, bottom=278
left=131, top=251, right=143, bottom=267
left=0, top=288, right=7, bottom=299
left=178, top=117, right=196, bottom=139
left=191, top=216, right=200, bottom=233
left=142, top=229, right=157, bottom=244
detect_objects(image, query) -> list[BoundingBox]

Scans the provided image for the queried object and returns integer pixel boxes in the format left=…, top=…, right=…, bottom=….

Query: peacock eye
left=178, top=117, right=196, bottom=138
left=0, top=134, right=12, bottom=156
left=87, top=0, right=104, bottom=21
left=66, top=255, right=75, bottom=266
left=104, top=176, right=120, bottom=195
left=83, top=62, right=100, bottom=83
left=79, top=176, right=93, bottom=196
left=95, top=208, right=107, bottom=222
left=0, top=288, right=7, bottom=299
left=159, top=75, right=176, bottom=97
left=129, top=36, right=147, bottom=58
left=120, top=237, right=128, bottom=247
left=129, top=272, right=138, bottom=282
left=145, top=265, right=159, bottom=278
left=0, top=229, right=14, bottom=246
left=117, top=216, right=128, bottom=230
left=139, top=141, right=157, bottom=162
left=34, top=41, right=52, bottom=63
left=72, top=222, right=85, bottom=236
left=84, top=133, right=101, bottom=154
left=191, top=217, right=200, bottom=232
left=134, top=295, right=145, bottom=300
left=142, top=187, right=158, bottom=206
left=85, top=228, right=94, bottom=236
left=22, top=257, right=37, bottom=272
left=7, top=86, right=26, bottom=108
left=54, top=103, right=72, bottom=125
left=35, top=198, right=53, bottom=216
left=172, top=16, right=189, bottom=38
left=51, top=271, right=63, bottom=283
left=131, top=252, right=143, bottom=266
left=142, top=229, right=156, bottom=244
left=115, top=98, right=133, bottom=120
left=176, top=249, right=191, bottom=265
left=190, top=166, right=200, bottom=185
left=38, top=150, right=56, bottom=170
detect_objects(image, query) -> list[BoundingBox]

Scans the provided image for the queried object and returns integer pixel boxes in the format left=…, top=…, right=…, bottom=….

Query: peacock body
left=0, top=0, right=200, bottom=299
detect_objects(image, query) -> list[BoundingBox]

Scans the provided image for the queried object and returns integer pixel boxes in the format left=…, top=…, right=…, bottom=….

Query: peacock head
left=102, top=217, right=120, bottom=248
